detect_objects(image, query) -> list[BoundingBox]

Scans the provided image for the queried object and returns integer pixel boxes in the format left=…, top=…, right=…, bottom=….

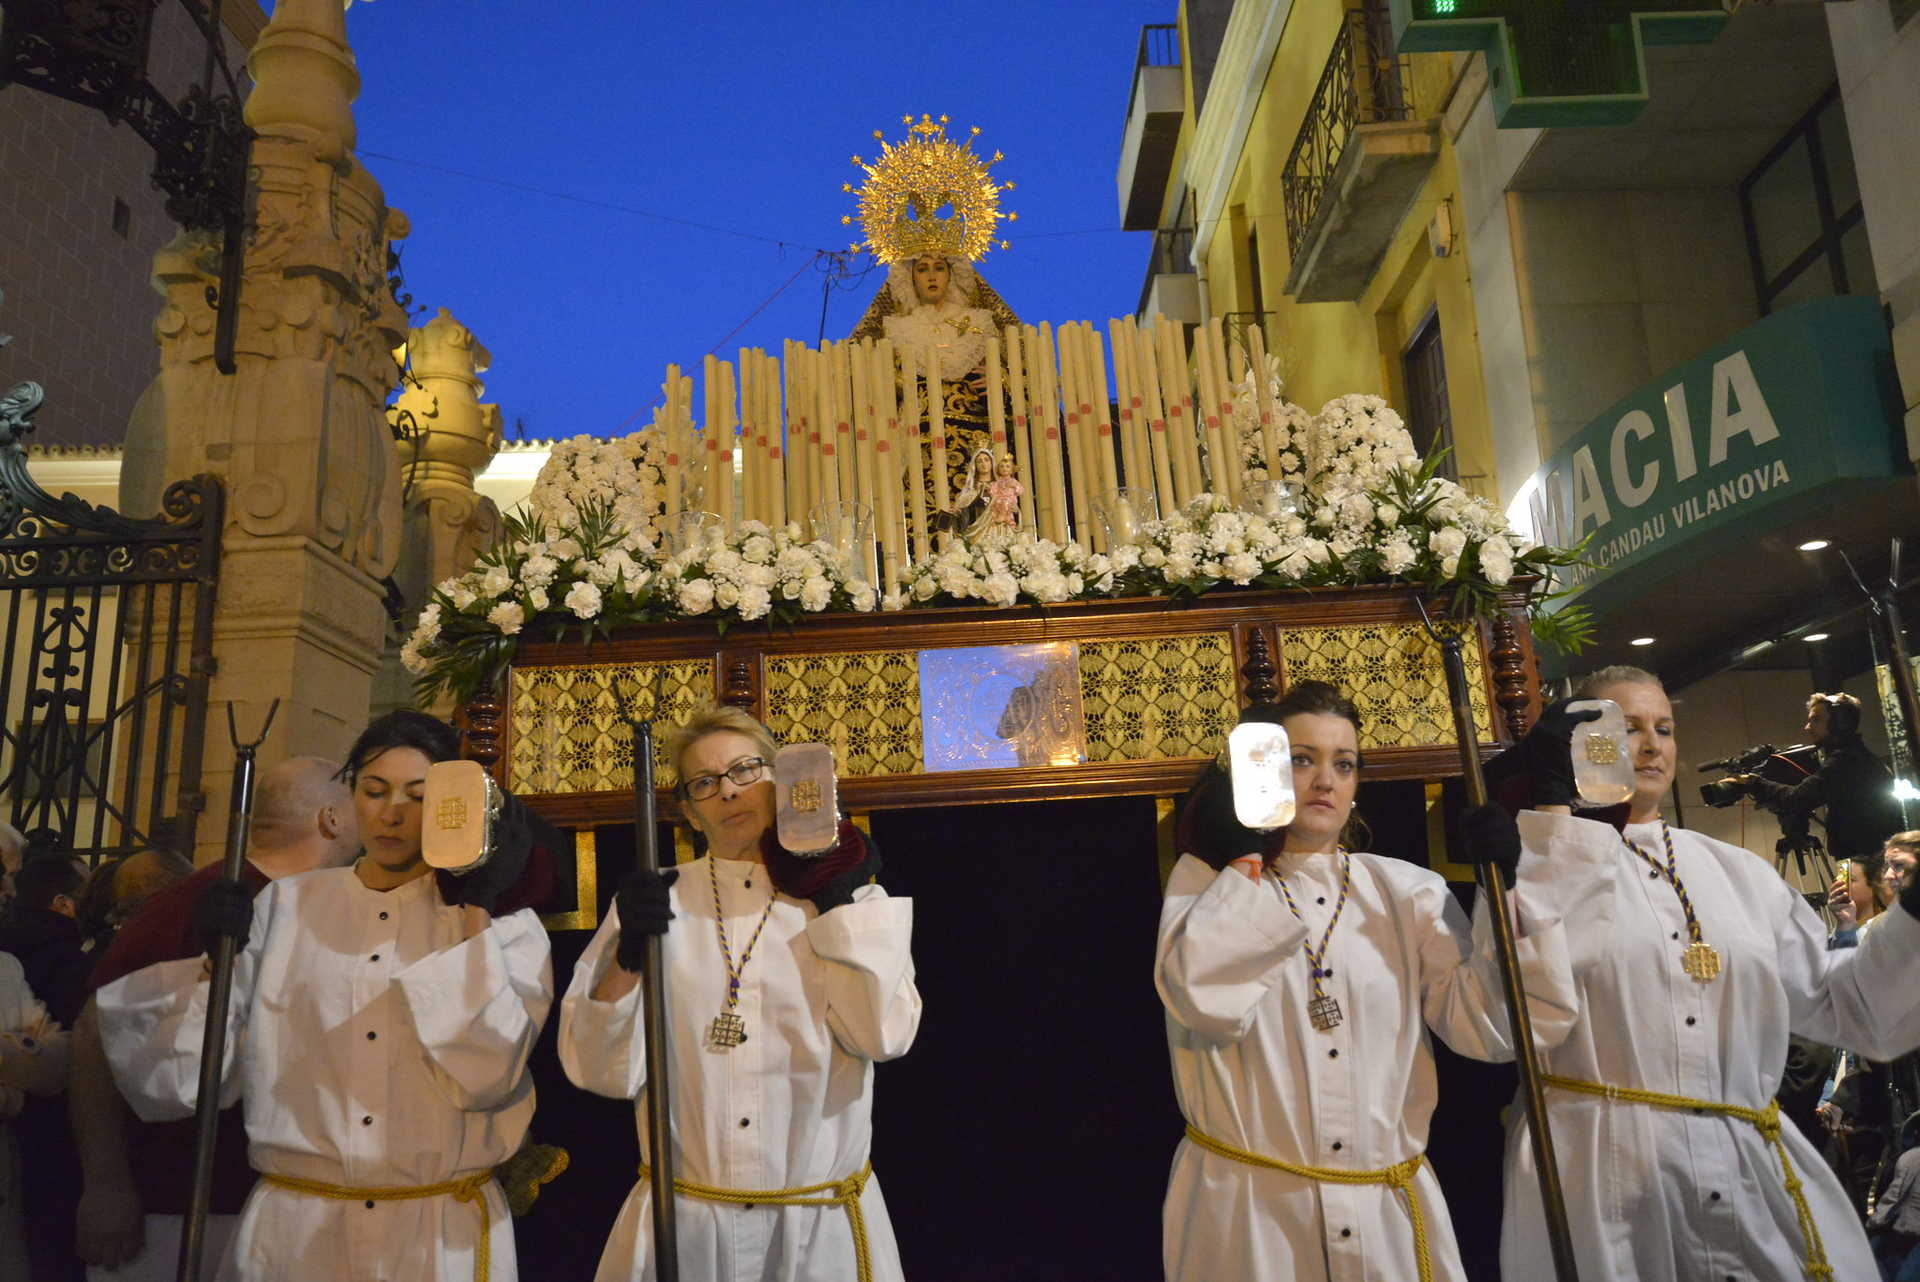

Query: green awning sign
left=1516, top=297, right=1908, bottom=617
left=1389, top=0, right=1728, bottom=128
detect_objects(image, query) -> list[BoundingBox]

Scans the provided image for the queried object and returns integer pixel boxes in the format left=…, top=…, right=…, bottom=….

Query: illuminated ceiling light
left=1797, top=539, right=1830, bottom=551
left=1629, top=636, right=1656, bottom=647
left=1803, top=633, right=1830, bottom=642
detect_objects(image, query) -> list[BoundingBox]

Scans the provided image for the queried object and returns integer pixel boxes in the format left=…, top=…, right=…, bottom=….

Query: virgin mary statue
left=848, top=251, right=1020, bottom=528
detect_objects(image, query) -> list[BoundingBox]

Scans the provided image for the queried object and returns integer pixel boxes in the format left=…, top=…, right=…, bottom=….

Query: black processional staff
left=1415, top=601, right=1582, bottom=1282
left=1843, top=539, right=1920, bottom=779
left=631, top=717, right=681, bottom=1282
left=178, top=699, right=279, bottom=1282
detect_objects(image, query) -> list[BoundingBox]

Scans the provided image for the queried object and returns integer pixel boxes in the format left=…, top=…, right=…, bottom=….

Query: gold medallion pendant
left=1308, top=994, right=1344, bottom=1032
left=708, top=1012, right=747, bottom=1049
left=1681, top=941, right=1722, bottom=982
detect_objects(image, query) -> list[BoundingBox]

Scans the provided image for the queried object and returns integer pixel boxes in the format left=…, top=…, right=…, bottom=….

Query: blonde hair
left=664, top=703, right=779, bottom=785
left=1574, top=665, right=1665, bottom=698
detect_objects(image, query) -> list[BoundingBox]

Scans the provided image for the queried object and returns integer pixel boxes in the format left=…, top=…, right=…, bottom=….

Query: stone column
left=118, top=0, right=407, bottom=861
left=373, top=308, right=504, bottom=717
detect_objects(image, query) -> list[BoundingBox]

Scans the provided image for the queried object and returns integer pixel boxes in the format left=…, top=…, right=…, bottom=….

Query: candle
left=873, top=338, right=903, bottom=591
left=1132, top=322, right=1177, bottom=518
left=986, top=335, right=1007, bottom=459
left=814, top=345, right=838, bottom=506
left=1107, top=318, right=1139, bottom=494
left=663, top=363, right=683, bottom=524
left=1157, top=318, right=1198, bottom=507
left=1003, top=325, right=1037, bottom=533
left=1035, top=322, right=1071, bottom=544
left=741, top=347, right=760, bottom=526
left=1055, top=322, right=1091, bottom=551
left=1089, top=327, right=1121, bottom=498
left=901, top=345, right=929, bottom=561
left=1206, top=318, right=1241, bottom=505
left=851, top=340, right=881, bottom=583
left=1247, top=322, right=1279, bottom=483
left=924, top=343, right=949, bottom=550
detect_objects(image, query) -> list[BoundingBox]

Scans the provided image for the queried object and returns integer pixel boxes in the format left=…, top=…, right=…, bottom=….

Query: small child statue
left=966, top=455, right=1024, bottom=547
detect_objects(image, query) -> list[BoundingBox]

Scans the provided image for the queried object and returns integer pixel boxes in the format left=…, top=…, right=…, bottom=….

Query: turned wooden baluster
left=1240, top=625, right=1279, bottom=707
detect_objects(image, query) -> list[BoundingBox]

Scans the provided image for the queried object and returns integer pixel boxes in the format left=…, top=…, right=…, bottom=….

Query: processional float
left=404, top=114, right=1585, bottom=1278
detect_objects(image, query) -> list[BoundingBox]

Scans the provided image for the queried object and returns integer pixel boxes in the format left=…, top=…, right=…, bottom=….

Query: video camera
left=1697, top=743, right=1819, bottom=825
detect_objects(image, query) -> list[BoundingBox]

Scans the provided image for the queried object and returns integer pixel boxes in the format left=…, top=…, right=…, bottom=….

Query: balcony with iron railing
left=1117, top=23, right=1185, bottom=232
left=1280, top=6, right=1441, bottom=303
left=1136, top=224, right=1201, bottom=324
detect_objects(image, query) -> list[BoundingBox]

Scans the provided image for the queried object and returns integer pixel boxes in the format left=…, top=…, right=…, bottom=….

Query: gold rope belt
left=1543, top=1074, right=1833, bottom=1281
left=1184, top=1124, right=1433, bottom=1282
left=260, top=1171, right=495, bottom=1282
left=639, top=1160, right=875, bottom=1282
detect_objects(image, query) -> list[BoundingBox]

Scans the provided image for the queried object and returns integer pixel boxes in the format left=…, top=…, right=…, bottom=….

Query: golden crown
left=841, top=113, right=1016, bottom=265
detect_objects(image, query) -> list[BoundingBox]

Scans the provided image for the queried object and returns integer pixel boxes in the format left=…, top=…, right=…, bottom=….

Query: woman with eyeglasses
left=558, top=703, right=920, bottom=1282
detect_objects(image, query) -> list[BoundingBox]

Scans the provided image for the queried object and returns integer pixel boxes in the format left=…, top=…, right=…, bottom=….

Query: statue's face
left=997, top=459, right=1014, bottom=479
left=912, top=256, right=950, bottom=304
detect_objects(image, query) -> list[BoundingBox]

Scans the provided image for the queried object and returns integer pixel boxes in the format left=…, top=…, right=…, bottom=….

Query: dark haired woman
left=94, top=709, right=555, bottom=1281
left=1501, top=666, right=1920, bottom=1282
left=558, top=702, right=920, bottom=1282
left=1156, top=680, right=1575, bottom=1282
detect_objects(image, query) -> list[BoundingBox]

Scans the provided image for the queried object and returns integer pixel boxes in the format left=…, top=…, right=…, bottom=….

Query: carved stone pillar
left=393, top=308, right=502, bottom=606
left=117, top=0, right=408, bottom=861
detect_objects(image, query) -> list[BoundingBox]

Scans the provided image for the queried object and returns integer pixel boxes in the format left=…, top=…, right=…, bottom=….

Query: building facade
left=1118, top=0, right=1920, bottom=866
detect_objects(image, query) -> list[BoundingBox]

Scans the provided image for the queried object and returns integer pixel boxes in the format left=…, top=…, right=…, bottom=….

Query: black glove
left=1513, top=699, right=1603, bottom=809
left=1185, top=768, right=1267, bottom=871
left=441, top=793, right=538, bottom=914
left=192, top=877, right=253, bottom=950
left=614, top=867, right=678, bottom=972
left=805, top=825, right=882, bottom=916
left=1459, top=802, right=1522, bottom=883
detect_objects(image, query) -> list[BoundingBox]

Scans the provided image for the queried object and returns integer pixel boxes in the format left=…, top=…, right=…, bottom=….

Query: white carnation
left=487, top=601, right=525, bottom=635
left=678, top=578, right=715, bottom=614
left=565, top=581, right=602, bottom=619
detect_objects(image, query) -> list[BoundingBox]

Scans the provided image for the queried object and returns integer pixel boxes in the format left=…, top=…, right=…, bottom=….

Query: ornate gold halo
left=841, top=113, right=1017, bottom=265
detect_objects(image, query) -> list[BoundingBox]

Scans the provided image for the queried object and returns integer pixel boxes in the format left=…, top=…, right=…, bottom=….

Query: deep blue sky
left=345, top=0, right=1178, bottom=441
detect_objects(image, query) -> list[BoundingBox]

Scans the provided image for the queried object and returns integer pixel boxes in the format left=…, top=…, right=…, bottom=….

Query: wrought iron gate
left=0, top=381, right=222, bottom=864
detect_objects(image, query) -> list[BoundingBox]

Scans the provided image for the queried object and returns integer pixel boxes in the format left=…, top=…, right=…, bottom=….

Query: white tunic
left=558, top=855, right=919, bottom=1282
left=1506, top=812, right=1920, bottom=1282
left=1156, top=850, right=1578, bottom=1282
left=94, top=867, right=554, bottom=1282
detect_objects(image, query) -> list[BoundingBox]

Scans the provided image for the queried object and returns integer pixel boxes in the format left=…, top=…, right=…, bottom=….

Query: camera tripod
left=1776, top=829, right=1837, bottom=913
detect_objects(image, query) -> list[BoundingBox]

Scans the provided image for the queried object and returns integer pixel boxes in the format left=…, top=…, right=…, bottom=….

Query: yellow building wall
left=1189, top=6, right=1495, bottom=497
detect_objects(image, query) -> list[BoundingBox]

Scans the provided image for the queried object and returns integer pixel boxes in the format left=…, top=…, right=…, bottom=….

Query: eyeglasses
left=677, top=756, right=768, bottom=802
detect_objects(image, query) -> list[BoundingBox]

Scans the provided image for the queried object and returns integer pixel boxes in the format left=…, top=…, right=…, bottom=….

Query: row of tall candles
left=650, top=315, right=1288, bottom=589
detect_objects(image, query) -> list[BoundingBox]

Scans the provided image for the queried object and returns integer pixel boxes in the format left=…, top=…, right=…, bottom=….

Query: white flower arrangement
left=407, top=397, right=1587, bottom=705
left=1230, top=353, right=1311, bottom=487
left=402, top=474, right=874, bottom=706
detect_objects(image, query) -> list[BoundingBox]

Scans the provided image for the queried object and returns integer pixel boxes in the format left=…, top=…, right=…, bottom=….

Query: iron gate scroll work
left=0, top=382, right=222, bottom=864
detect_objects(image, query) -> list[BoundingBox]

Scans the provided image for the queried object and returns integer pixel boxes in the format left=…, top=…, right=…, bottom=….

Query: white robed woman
left=558, top=703, right=920, bottom=1282
left=1500, top=664, right=1920, bottom=1281
left=92, top=710, right=556, bottom=1282
left=1156, top=681, right=1578, bottom=1282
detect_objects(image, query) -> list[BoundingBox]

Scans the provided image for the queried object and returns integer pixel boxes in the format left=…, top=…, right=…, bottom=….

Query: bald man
left=72, top=757, right=358, bottom=1281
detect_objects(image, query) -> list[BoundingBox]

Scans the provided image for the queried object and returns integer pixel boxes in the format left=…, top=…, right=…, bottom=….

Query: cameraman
left=1731, top=693, right=1905, bottom=863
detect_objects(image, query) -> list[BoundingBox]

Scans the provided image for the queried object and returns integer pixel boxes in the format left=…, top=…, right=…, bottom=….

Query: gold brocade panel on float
left=1278, top=622, right=1492, bottom=752
left=506, top=658, right=714, bottom=793
left=467, top=589, right=1543, bottom=827
left=1078, top=634, right=1239, bottom=762
left=760, top=650, right=924, bottom=776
